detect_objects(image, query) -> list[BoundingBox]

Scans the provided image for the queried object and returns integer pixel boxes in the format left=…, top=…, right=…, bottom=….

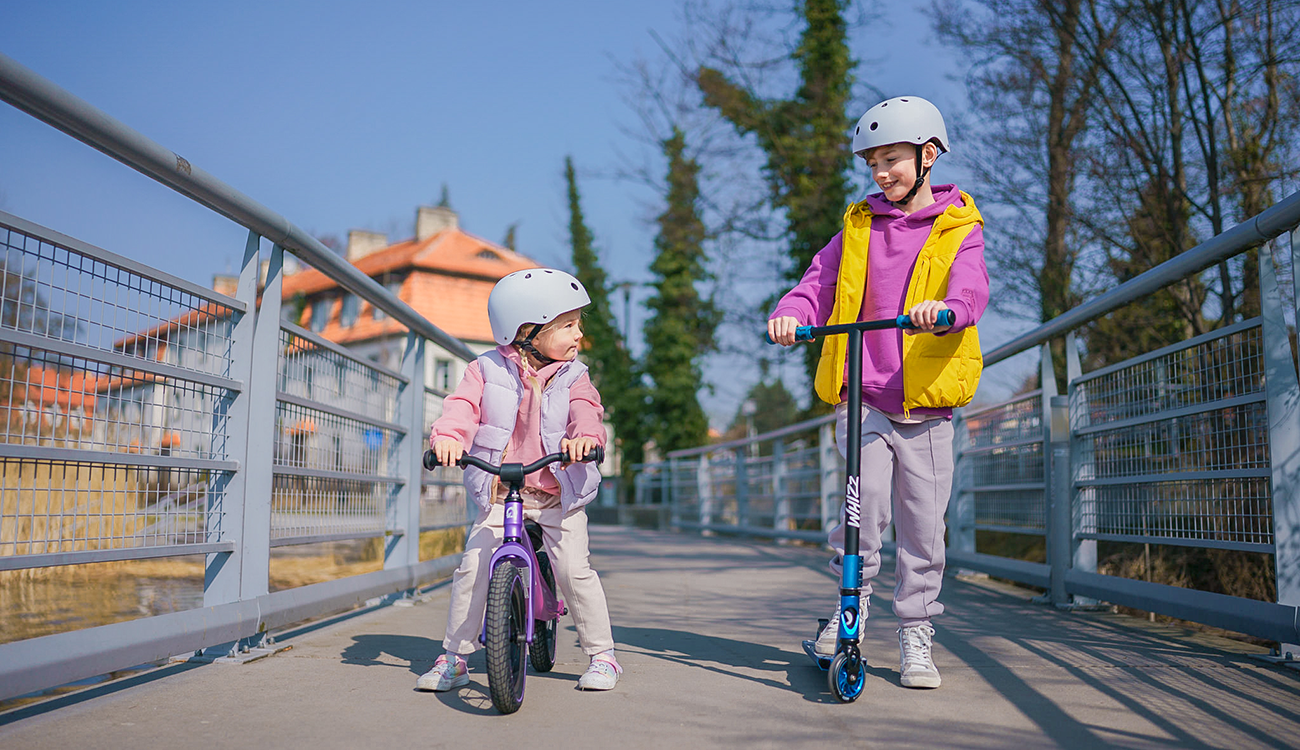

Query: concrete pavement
left=2, top=526, right=1298, bottom=749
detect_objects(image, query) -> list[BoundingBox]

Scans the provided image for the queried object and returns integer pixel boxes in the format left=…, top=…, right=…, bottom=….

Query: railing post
left=1048, top=395, right=1071, bottom=606
left=1040, top=342, right=1072, bottom=606
left=1065, top=331, right=1097, bottom=585
left=773, top=437, right=790, bottom=541
left=1259, top=238, right=1300, bottom=656
left=205, top=235, right=279, bottom=614
left=201, top=236, right=280, bottom=658
left=819, top=420, right=838, bottom=536
left=386, top=331, right=425, bottom=575
left=695, top=454, right=711, bottom=529
left=734, top=448, right=749, bottom=529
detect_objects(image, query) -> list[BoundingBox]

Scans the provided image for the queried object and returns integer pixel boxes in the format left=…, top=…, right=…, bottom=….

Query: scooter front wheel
left=828, top=651, right=865, bottom=702
left=485, top=561, right=528, bottom=714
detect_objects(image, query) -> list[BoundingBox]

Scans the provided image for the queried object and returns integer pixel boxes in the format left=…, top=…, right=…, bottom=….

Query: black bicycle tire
left=528, top=558, right=558, bottom=672
left=485, top=562, right=527, bottom=713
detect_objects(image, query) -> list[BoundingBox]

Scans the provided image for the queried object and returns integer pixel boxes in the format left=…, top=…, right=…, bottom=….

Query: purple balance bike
left=423, top=446, right=604, bottom=714
left=769, top=309, right=954, bottom=702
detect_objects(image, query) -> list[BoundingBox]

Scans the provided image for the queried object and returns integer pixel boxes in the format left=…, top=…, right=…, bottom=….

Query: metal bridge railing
left=632, top=191, right=1300, bottom=650
left=0, top=53, right=478, bottom=702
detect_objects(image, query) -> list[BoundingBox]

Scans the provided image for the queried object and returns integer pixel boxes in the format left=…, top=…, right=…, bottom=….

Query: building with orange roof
left=282, top=205, right=537, bottom=391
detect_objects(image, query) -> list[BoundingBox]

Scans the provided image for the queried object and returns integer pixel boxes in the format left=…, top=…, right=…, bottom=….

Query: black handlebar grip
left=582, top=445, right=605, bottom=464
left=422, top=450, right=441, bottom=470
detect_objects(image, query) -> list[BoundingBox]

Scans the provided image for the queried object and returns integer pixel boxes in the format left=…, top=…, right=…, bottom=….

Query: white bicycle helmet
left=487, top=268, right=591, bottom=346
left=851, top=96, right=950, bottom=156
left=851, top=96, right=950, bottom=207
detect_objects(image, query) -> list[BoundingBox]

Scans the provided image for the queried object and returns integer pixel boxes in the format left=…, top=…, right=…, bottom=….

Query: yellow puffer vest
left=813, top=193, right=984, bottom=413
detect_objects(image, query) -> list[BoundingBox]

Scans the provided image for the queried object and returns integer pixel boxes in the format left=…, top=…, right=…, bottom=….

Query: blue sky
left=1, top=1, right=1035, bottom=426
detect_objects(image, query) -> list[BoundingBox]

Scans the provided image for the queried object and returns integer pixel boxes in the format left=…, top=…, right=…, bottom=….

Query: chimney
left=416, top=206, right=458, bottom=241
left=346, top=230, right=389, bottom=262
left=212, top=274, right=239, bottom=297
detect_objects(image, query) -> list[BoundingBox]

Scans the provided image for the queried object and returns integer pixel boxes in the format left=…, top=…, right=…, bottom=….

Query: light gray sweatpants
left=827, top=403, right=954, bottom=628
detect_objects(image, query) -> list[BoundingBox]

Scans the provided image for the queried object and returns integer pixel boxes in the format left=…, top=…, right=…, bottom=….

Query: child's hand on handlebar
left=768, top=316, right=800, bottom=346
left=560, top=437, right=599, bottom=465
left=430, top=438, right=465, bottom=467
left=905, top=300, right=952, bottom=334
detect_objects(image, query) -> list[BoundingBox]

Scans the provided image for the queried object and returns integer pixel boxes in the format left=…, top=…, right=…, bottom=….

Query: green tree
left=563, top=157, right=648, bottom=477
left=502, top=222, right=519, bottom=252
left=697, top=0, right=856, bottom=398
left=723, top=377, right=801, bottom=445
left=643, top=128, right=718, bottom=453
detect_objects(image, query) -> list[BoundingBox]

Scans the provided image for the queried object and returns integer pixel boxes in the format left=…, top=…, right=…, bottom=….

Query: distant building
left=281, top=205, right=537, bottom=389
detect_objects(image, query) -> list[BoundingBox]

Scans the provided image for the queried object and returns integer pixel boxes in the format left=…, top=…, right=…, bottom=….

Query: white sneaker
left=898, top=624, right=941, bottom=689
left=813, top=606, right=841, bottom=657
left=415, top=654, right=469, bottom=691
left=577, top=654, right=621, bottom=691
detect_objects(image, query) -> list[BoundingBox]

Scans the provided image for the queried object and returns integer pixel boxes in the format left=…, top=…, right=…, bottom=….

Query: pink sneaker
left=416, top=654, right=469, bottom=691
left=577, top=654, right=621, bottom=691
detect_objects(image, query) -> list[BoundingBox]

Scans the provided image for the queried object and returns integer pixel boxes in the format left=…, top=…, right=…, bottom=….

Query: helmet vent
left=571, top=283, right=580, bottom=291
left=870, top=122, right=878, bottom=131
left=525, top=273, right=532, bottom=279
left=900, top=98, right=909, bottom=102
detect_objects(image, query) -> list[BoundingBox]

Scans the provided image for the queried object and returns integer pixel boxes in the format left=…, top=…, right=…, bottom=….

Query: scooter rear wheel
left=485, top=561, right=528, bottom=713
left=828, top=651, right=865, bottom=702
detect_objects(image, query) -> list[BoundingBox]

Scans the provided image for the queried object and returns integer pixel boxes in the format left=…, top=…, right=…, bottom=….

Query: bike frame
left=483, top=462, right=566, bottom=647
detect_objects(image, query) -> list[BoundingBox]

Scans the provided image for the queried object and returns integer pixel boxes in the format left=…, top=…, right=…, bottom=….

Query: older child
left=768, top=96, right=987, bottom=689
left=416, top=269, right=621, bottom=693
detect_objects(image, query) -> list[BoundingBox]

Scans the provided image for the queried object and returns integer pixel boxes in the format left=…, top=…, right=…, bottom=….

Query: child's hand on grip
left=430, top=438, right=465, bottom=467
left=768, top=316, right=800, bottom=346
left=905, top=300, right=952, bottom=334
left=561, top=437, right=598, bottom=464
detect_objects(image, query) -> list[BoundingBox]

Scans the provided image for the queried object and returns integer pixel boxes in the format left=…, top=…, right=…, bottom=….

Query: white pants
left=442, top=504, right=615, bottom=656
left=827, top=404, right=955, bottom=627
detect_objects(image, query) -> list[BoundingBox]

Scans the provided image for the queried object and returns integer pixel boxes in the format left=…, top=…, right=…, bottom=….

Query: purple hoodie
left=771, top=184, right=988, bottom=418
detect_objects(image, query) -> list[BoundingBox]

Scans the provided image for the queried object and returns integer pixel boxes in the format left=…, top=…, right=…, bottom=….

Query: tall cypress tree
left=697, top=0, right=855, bottom=398
left=643, top=128, right=717, bottom=453
left=564, top=157, right=647, bottom=475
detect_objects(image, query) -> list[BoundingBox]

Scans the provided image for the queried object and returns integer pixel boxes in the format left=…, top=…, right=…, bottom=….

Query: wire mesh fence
left=1072, top=321, right=1273, bottom=551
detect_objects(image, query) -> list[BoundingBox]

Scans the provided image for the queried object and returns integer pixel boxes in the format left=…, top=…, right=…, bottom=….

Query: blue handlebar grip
left=794, top=326, right=814, bottom=341
left=898, top=310, right=957, bottom=329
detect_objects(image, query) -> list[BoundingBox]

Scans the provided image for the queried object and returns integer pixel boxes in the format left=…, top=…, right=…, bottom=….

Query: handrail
left=984, top=190, right=1300, bottom=366
left=0, top=51, right=475, bottom=362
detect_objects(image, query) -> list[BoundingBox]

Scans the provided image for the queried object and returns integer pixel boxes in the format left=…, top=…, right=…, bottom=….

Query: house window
left=309, top=295, right=332, bottom=332
left=434, top=359, right=452, bottom=391
left=339, top=294, right=359, bottom=327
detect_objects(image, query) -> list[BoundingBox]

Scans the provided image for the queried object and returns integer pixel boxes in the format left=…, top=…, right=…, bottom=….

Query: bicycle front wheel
left=485, top=561, right=528, bottom=713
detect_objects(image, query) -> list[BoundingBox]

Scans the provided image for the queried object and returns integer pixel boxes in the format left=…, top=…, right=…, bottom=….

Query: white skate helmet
left=487, top=268, right=590, bottom=346
left=851, top=96, right=949, bottom=157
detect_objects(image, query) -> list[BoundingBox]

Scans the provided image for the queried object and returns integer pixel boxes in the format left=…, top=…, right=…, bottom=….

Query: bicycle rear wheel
left=485, top=561, right=528, bottom=713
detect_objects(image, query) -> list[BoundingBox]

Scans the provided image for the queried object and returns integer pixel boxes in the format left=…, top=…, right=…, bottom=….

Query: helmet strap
left=518, top=323, right=557, bottom=367
left=892, top=143, right=932, bottom=208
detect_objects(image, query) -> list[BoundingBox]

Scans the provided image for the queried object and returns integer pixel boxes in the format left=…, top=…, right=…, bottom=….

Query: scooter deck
left=802, top=639, right=833, bottom=670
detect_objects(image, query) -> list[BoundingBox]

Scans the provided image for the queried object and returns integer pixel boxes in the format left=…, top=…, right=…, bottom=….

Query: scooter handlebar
left=765, top=309, right=955, bottom=344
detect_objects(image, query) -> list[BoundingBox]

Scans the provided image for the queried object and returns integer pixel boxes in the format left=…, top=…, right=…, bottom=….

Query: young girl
left=769, top=96, right=987, bottom=689
left=416, top=268, right=621, bottom=693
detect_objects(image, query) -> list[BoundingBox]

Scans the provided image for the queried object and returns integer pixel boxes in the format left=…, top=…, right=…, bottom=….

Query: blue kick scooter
left=770, top=309, right=955, bottom=702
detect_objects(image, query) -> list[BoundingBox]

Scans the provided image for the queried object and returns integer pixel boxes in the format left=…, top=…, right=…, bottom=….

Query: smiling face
left=864, top=141, right=938, bottom=206
left=529, top=308, right=584, bottom=362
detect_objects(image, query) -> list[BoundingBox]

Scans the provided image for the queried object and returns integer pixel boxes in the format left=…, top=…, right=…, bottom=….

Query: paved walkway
left=2, top=527, right=1299, bottom=749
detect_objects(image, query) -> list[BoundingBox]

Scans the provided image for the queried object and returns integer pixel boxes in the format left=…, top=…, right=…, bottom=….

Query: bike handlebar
left=765, top=309, right=955, bottom=344
left=422, top=446, right=605, bottom=475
